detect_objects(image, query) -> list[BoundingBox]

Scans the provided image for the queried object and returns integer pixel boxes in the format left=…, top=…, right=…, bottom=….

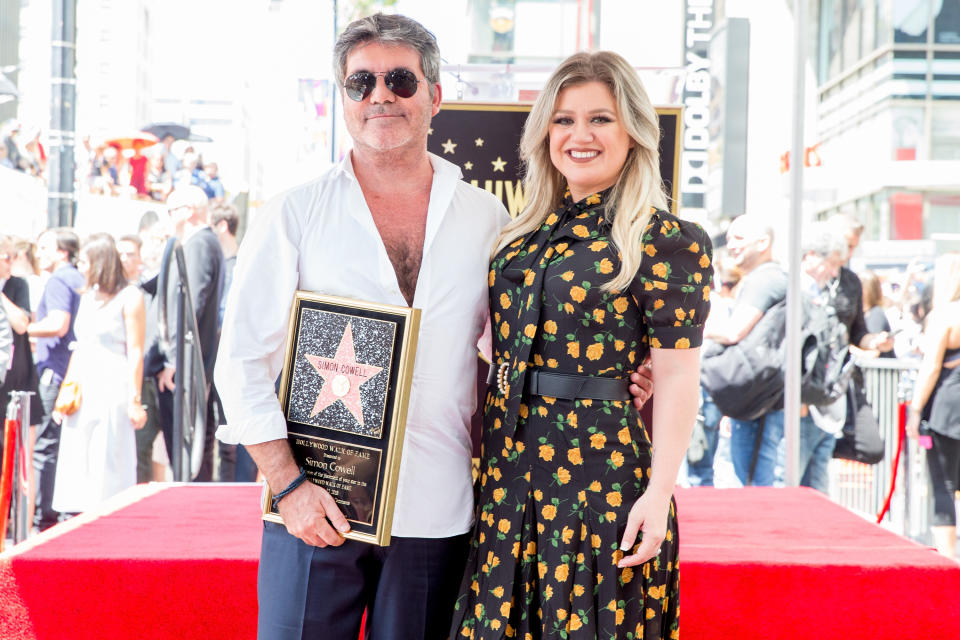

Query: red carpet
left=2, top=484, right=959, bottom=639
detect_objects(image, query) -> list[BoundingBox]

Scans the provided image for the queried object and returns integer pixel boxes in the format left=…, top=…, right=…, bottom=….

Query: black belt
left=487, top=365, right=630, bottom=402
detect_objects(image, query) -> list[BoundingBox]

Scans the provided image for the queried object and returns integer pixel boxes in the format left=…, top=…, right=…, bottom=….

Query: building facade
left=813, top=0, right=960, bottom=258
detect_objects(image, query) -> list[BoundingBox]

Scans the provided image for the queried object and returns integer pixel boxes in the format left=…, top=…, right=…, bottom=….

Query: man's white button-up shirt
left=215, top=152, right=509, bottom=538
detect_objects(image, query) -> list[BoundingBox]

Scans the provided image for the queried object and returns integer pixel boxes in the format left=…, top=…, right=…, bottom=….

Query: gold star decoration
left=464, top=161, right=473, bottom=171
left=491, top=156, right=507, bottom=172
left=442, top=138, right=457, bottom=154
left=474, top=137, right=484, bottom=147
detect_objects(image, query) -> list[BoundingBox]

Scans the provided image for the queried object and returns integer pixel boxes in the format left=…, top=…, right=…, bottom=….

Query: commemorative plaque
left=262, top=291, right=420, bottom=546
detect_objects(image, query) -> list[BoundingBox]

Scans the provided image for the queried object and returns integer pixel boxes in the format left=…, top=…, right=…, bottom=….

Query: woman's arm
left=122, top=288, right=147, bottom=429
left=618, top=347, right=701, bottom=567
left=1, top=292, right=29, bottom=334
left=906, top=311, right=949, bottom=437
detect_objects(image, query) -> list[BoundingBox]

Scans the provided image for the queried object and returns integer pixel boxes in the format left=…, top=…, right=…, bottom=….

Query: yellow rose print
left=586, top=343, right=604, bottom=360
left=651, top=262, right=668, bottom=278
left=554, top=564, right=569, bottom=581
left=570, top=286, right=586, bottom=303
left=675, top=337, right=691, bottom=349
left=590, top=433, right=607, bottom=449
left=589, top=240, right=608, bottom=251
left=566, top=341, right=580, bottom=358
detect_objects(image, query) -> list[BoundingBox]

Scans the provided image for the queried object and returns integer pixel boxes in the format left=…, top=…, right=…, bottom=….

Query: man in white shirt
left=215, top=14, right=509, bottom=640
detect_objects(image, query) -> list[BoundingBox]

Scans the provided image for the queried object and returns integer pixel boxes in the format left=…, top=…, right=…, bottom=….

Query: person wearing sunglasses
left=213, top=14, right=509, bottom=640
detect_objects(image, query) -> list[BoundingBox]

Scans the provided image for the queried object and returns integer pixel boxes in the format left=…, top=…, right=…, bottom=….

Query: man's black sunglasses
left=344, top=68, right=421, bottom=102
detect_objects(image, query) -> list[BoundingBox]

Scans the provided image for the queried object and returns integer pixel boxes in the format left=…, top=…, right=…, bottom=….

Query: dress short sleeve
left=629, top=212, right=713, bottom=349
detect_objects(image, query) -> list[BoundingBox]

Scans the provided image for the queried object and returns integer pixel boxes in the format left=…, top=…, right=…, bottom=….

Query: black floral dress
left=449, top=190, right=713, bottom=640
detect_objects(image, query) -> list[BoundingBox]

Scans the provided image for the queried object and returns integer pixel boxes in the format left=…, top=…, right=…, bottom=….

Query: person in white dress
left=52, top=233, right=147, bottom=515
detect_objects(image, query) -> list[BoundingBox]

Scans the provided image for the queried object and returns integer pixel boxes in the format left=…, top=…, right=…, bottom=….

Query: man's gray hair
left=333, top=13, right=440, bottom=99
left=827, top=212, right=864, bottom=237
left=802, top=221, right=848, bottom=260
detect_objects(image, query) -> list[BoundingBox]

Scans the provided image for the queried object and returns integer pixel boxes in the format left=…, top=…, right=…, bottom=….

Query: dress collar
left=561, top=186, right=612, bottom=212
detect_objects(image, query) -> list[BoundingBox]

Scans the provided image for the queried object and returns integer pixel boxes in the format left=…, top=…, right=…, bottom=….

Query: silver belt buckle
left=496, top=362, right=509, bottom=395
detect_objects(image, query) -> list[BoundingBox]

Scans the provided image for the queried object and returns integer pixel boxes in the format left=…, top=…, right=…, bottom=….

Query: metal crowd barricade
left=2, top=391, right=33, bottom=548
left=827, top=357, right=933, bottom=543
left=157, top=237, right=208, bottom=482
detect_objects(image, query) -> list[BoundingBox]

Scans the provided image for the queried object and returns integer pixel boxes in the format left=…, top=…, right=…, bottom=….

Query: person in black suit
left=156, top=186, right=225, bottom=481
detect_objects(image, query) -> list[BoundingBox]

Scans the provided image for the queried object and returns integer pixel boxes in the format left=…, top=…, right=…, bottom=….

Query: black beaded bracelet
left=271, top=467, right=308, bottom=511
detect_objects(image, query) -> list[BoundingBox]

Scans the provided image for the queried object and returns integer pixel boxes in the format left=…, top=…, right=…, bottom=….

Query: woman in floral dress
left=450, top=51, right=712, bottom=640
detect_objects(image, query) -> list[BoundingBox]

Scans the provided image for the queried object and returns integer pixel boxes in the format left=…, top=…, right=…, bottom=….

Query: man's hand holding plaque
left=277, top=475, right=351, bottom=548
left=262, top=292, right=420, bottom=546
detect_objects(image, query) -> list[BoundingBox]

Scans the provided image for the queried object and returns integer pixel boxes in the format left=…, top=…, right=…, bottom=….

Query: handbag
left=832, top=371, right=884, bottom=464
left=700, top=300, right=786, bottom=421
left=54, top=380, right=82, bottom=416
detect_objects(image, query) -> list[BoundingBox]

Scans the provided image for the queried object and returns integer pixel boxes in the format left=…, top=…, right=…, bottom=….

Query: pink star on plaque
left=305, top=322, right=383, bottom=426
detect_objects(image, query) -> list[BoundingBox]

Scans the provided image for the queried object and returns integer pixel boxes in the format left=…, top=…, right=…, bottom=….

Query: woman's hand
left=617, top=489, right=672, bottom=568
left=906, top=408, right=922, bottom=439
left=129, top=402, right=148, bottom=430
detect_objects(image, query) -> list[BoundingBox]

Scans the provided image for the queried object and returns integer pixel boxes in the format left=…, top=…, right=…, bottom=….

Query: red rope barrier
left=0, top=415, right=19, bottom=552
left=877, top=401, right=907, bottom=524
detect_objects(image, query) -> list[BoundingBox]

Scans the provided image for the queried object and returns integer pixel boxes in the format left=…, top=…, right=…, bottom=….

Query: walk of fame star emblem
left=304, top=321, right=383, bottom=427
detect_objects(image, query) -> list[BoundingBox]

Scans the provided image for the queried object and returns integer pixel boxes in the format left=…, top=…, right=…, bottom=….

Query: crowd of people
left=85, top=135, right=226, bottom=203
left=0, top=191, right=243, bottom=534
left=685, top=212, right=960, bottom=561
left=1, top=118, right=226, bottom=204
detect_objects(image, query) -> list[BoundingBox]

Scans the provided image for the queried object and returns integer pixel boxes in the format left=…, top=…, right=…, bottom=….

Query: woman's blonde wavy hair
left=492, top=50, right=668, bottom=292
left=933, top=252, right=960, bottom=308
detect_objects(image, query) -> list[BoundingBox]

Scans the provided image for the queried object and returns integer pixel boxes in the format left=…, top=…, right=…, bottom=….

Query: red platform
left=2, top=484, right=959, bottom=640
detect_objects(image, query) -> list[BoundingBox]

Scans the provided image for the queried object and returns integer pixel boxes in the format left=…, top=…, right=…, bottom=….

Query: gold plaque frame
left=262, top=291, right=420, bottom=546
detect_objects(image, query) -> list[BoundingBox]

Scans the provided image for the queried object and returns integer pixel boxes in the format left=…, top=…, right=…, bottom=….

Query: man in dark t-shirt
left=705, top=215, right=787, bottom=486
left=27, top=228, right=84, bottom=531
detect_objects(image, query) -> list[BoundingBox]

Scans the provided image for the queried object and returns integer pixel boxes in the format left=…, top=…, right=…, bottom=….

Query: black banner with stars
left=427, top=102, right=681, bottom=217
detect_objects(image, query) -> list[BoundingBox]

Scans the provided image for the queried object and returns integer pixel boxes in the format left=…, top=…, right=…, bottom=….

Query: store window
left=931, top=103, right=960, bottom=159
left=890, top=105, right=925, bottom=160
left=843, top=0, right=863, bottom=67
left=820, top=0, right=844, bottom=83
left=889, top=191, right=923, bottom=240
left=928, top=195, right=960, bottom=236
left=862, top=0, right=878, bottom=54
left=935, top=0, right=960, bottom=42
left=877, top=0, right=894, bottom=47
left=894, top=0, right=931, bottom=43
